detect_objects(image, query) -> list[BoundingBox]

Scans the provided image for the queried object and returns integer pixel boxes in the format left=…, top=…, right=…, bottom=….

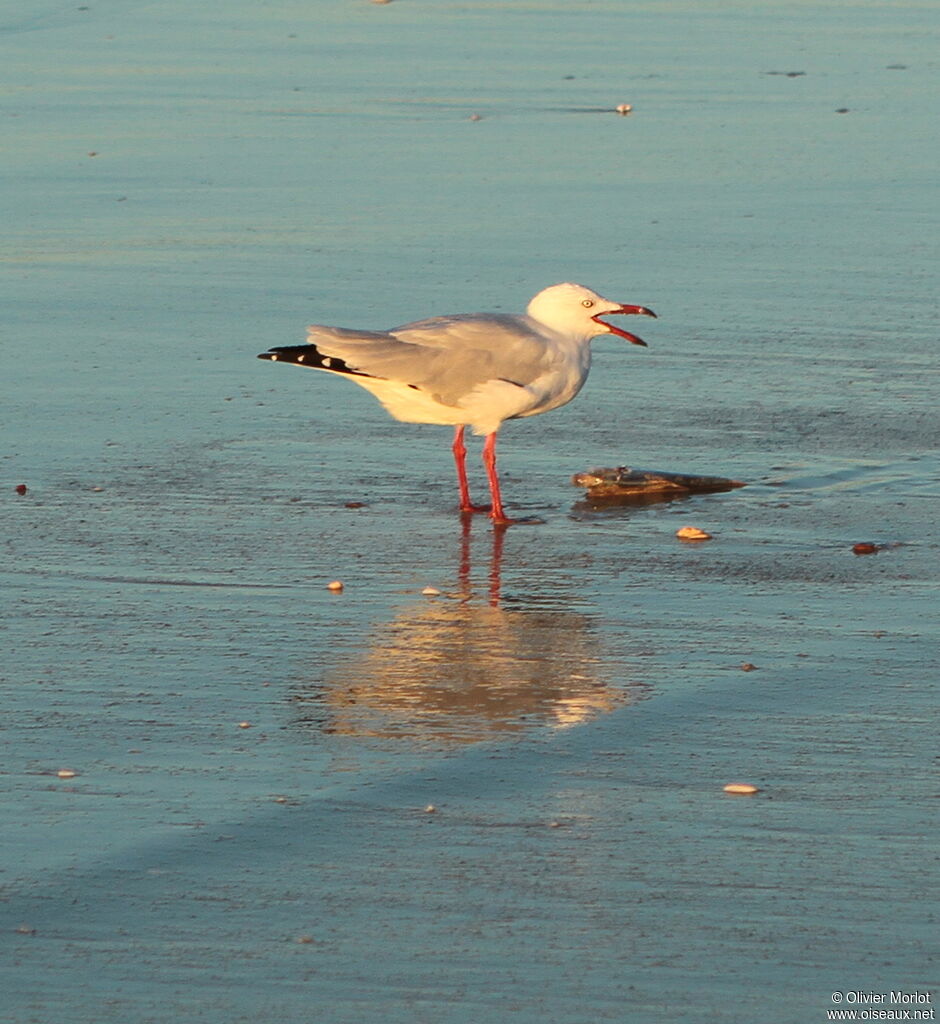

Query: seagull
left=258, top=282, right=656, bottom=525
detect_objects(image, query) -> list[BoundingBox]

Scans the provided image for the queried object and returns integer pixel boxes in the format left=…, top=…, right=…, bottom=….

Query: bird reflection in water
left=290, top=517, right=642, bottom=744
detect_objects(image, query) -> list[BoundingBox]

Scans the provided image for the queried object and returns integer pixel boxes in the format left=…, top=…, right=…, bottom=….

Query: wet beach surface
left=2, top=2, right=938, bottom=1021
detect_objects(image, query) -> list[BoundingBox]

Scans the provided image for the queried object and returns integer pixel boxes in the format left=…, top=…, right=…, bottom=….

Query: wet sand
left=2, top=2, right=937, bottom=1021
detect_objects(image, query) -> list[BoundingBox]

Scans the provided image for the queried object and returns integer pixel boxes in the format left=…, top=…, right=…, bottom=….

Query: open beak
left=592, top=304, right=657, bottom=347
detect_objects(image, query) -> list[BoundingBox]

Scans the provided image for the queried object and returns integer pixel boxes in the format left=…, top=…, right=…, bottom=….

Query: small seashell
left=723, top=783, right=760, bottom=795
left=424, top=804, right=436, bottom=814
left=326, top=580, right=344, bottom=591
left=56, top=769, right=77, bottom=779
left=676, top=526, right=712, bottom=541
left=740, top=662, right=758, bottom=672
left=468, top=113, right=482, bottom=121
left=421, top=586, right=441, bottom=596
left=238, top=721, right=252, bottom=729
left=852, top=542, right=878, bottom=555
left=615, top=103, right=633, bottom=115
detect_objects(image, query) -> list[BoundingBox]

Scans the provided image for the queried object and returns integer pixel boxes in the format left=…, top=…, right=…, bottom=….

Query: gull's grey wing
left=305, top=314, right=556, bottom=407
left=389, top=313, right=543, bottom=351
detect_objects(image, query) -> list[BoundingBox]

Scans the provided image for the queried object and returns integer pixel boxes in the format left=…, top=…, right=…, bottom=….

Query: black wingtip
left=257, top=345, right=320, bottom=367
left=256, top=345, right=365, bottom=376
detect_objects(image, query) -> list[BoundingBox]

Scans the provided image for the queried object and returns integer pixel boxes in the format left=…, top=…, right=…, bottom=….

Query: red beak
left=592, top=304, right=657, bottom=347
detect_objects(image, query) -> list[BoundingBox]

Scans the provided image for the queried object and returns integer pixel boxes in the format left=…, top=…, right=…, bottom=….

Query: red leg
left=452, top=425, right=489, bottom=513
left=482, top=431, right=515, bottom=525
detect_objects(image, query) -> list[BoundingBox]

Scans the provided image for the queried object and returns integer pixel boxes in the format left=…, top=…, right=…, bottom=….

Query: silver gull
left=258, top=282, right=656, bottom=525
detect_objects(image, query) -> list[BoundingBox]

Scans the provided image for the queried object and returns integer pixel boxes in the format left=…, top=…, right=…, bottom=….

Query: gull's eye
left=581, top=299, right=594, bottom=308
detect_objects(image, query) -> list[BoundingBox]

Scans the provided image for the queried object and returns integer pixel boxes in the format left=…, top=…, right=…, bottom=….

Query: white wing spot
left=323, top=357, right=333, bottom=368
left=297, top=353, right=305, bottom=362
left=271, top=354, right=279, bottom=361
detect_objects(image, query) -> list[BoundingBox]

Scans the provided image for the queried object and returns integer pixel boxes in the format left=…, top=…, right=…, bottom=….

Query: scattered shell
left=548, top=820, right=562, bottom=828
left=468, top=113, right=482, bottom=121
left=92, top=486, right=105, bottom=492
left=740, top=662, right=758, bottom=672
left=326, top=580, right=344, bottom=591
left=852, top=542, right=879, bottom=555
left=676, top=526, right=712, bottom=541
left=424, top=804, right=436, bottom=814
left=238, top=721, right=252, bottom=729
left=274, top=795, right=289, bottom=804
left=421, top=586, right=441, bottom=596
left=56, top=769, right=77, bottom=779
left=296, top=935, right=315, bottom=944
left=344, top=501, right=366, bottom=509
left=723, top=783, right=760, bottom=795
left=615, top=103, right=633, bottom=115
left=15, top=484, right=28, bottom=495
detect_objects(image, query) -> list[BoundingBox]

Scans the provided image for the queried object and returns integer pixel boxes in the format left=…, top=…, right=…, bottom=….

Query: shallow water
left=2, top=2, right=938, bottom=1021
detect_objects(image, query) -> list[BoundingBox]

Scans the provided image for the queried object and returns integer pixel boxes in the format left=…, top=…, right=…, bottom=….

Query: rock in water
left=573, top=466, right=745, bottom=502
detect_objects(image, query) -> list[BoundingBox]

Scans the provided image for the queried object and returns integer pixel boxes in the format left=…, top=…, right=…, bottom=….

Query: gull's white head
left=526, top=282, right=656, bottom=346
